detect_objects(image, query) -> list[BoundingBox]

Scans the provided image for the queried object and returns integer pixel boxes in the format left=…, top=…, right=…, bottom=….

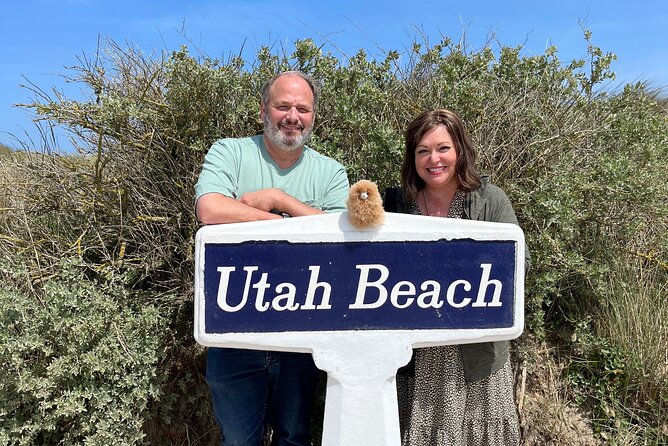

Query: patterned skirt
left=397, top=345, right=520, bottom=446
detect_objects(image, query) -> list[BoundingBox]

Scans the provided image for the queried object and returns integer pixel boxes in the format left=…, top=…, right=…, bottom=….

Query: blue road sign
left=203, top=239, right=517, bottom=333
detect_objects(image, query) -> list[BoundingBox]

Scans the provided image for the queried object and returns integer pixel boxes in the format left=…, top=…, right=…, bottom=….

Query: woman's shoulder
left=472, top=175, right=509, bottom=201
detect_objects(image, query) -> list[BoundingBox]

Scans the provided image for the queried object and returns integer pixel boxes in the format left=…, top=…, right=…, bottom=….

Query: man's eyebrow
left=272, top=102, right=313, bottom=110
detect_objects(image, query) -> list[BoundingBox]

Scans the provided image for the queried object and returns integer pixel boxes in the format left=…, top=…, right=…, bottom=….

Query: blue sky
left=2, top=0, right=667, bottom=151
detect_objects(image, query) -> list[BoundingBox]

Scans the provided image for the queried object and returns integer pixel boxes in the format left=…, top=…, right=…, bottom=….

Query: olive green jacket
left=384, top=176, right=530, bottom=381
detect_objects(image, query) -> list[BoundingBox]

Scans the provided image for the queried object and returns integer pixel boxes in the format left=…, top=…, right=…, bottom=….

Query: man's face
left=261, top=75, right=315, bottom=152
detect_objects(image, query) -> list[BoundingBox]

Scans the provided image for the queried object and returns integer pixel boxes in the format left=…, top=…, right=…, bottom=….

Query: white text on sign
left=215, top=263, right=503, bottom=313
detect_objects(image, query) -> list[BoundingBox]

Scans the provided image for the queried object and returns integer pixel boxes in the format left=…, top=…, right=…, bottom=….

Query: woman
left=391, top=109, right=529, bottom=446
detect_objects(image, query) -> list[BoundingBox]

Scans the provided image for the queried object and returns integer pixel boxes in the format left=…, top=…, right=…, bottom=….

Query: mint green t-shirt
left=195, top=135, right=349, bottom=213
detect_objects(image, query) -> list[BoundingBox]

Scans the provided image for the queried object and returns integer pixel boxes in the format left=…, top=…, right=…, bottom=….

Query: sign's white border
left=194, top=212, right=525, bottom=352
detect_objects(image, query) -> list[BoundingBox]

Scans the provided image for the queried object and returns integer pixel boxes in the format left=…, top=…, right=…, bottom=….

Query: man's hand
left=196, top=189, right=325, bottom=225
left=239, top=188, right=283, bottom=213
left=242, top=188, right=324, bottom=218
left=196, top=193, right=281, bottom=224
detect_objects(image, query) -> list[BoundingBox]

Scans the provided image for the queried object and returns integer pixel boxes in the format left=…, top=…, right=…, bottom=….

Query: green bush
left=0, top=260, right=168, bottom=445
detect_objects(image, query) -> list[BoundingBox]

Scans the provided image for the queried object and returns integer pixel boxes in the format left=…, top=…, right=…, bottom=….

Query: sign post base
left=313, top=336, right=413, bottom=446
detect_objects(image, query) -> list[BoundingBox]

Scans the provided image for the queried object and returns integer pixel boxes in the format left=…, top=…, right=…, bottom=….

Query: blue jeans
left=206, top=347, right=320, bottom=446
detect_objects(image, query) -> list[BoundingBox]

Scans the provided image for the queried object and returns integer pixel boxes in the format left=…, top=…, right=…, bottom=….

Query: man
left=195, top=71, right=349, bottom=445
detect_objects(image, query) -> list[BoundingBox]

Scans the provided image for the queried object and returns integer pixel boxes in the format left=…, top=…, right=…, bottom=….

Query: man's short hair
left=261, top=71, right=320, bottom=113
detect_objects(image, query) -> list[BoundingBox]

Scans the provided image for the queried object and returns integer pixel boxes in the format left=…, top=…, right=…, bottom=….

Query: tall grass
left=598, top=258, right=668, bottom=443
left=599, top=261, right=668, bottom=386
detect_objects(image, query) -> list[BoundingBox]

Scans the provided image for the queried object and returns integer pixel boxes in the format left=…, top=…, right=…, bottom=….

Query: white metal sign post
left=194, top=212, right=525, bottom=446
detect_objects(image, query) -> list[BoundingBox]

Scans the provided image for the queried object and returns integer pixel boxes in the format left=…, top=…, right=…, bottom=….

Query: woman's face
left=414, top=125, right=458, bottom=192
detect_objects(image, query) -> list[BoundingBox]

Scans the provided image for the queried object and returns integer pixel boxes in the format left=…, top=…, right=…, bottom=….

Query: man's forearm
left=272, top=192, right=325, bottom=217
left=239, top=188, right=325, bottom=218
left=196, top=193, right=282, bottom=224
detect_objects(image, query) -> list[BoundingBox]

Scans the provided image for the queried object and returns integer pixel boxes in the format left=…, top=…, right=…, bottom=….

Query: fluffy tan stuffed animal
left=347, top=179, right=384, bottom=228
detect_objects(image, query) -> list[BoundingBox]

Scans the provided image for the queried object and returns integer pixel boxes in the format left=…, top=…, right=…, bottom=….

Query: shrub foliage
left=0, top=261, right=168, bottom=445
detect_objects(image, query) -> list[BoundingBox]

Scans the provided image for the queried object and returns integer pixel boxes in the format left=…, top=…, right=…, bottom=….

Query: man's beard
left=263, top=114, right=313, bottom=153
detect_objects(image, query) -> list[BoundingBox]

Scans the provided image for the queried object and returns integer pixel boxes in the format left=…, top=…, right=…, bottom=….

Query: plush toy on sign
left=347, top=180, right=385, bottom=229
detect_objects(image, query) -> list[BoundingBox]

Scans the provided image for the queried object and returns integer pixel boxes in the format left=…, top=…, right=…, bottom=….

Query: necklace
left=420, top=189, right=464, bottom=219
left=422, top=189, right=456, bottom=217
left=422, top=189, right=433, bottom=216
